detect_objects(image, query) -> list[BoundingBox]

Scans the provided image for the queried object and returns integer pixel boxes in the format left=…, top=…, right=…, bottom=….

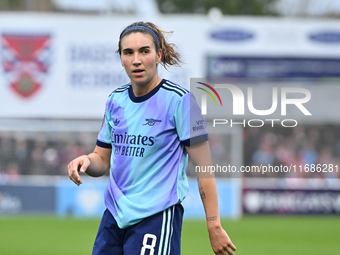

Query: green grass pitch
left=0, top=215, right=339, bottom=254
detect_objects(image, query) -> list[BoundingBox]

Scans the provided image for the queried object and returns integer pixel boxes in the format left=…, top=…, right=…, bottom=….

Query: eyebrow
left=122, top=46, right=151, bottom=52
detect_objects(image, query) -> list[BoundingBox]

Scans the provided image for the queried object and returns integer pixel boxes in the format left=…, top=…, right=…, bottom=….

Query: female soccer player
left=68, top=21, right=236, bottom=255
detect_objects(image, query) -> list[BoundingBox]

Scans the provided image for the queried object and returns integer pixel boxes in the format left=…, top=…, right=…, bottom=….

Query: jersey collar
left=128, top=79, right=166, bottom=103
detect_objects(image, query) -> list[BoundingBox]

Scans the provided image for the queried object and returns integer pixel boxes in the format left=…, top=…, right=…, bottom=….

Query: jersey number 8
left=140, top=233, right=157, bottom=255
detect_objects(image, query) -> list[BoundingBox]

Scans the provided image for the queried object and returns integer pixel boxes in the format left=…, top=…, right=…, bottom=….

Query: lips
left=132, top=69, right=144, bottom=75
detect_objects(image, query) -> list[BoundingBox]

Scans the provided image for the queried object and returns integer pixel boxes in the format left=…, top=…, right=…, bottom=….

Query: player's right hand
left=68, top=155, right=91, bottom=186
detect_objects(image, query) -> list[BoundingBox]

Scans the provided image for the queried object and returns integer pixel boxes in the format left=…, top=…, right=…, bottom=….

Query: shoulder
left=159, top=79, right=189, bottom=98
left=108, top=83, right=131, bottom=97
left=104, top=83, right=131, bottom=110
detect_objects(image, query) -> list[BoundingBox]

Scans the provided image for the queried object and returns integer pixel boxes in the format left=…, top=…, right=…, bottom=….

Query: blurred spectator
left=243, top=124, right=340, bottom=180
left=3, top=161, right=19, bottom=183
left=14, top=138, right=29, bottom=174
left=30, top=147, right=46, bottom=175
left=299, top=140, right=318, bottom=166
left=0, top=134, right=14, bottom=171
left=43, top=147, right=60, bottom=175
left=0, top=130, right=96, bottom=176
left=0, top=124, right=339, bottom=181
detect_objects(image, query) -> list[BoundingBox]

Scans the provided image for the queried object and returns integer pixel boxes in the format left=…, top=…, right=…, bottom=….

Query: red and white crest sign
left=1, top=34, right=51, bottom=98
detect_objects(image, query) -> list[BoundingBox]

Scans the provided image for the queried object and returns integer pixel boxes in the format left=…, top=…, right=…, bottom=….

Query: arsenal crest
left=1, top=34, right=51, bottom=98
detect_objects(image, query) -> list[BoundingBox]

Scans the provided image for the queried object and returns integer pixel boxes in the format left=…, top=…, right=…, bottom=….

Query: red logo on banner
left=1, top=34, right=51, bottom=98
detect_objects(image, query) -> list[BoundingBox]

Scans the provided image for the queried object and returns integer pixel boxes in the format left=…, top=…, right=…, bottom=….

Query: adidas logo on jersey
left=113, top=118, right=120, bottom=126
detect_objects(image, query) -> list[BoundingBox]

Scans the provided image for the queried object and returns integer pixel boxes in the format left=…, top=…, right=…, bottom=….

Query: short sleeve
left=174, top=92, right=208, bottom=146
left=96, top=100, right=113, bottom=149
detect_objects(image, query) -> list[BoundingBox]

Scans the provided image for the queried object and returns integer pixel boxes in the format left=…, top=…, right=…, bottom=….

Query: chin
left=133, top=77, right=150, bottom=86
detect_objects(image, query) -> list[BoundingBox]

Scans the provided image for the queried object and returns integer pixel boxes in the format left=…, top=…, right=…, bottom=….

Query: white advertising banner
left=1, top=13, right=340, bottom=118
left=0, top=14, right=140, bottom=118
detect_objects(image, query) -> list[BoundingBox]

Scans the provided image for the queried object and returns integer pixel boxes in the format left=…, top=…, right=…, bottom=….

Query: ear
left=156, top=49, right=162, bottom=64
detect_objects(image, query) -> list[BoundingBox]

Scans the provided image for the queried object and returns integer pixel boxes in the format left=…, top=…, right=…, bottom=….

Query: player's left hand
left=208, top=225, right=236, bottom=255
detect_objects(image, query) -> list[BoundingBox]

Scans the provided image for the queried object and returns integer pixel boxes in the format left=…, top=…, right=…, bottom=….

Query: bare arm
left=68, top=145, right=111, bottom=186
left=186, top=141, right=237, bottom=255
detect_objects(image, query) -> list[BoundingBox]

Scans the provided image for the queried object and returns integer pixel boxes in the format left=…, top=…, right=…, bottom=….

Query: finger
left=224, top=247, right=234, bottom=255
left=224, top=243, right=237, bottom=255
left=75, top=172, right=83, bottom=185
left=68, top=163, right=82, bottom=185
left=229, top=243, right=237, bottom=251
left=73, top=168, right=83, bottom=185
left=79, top=158, right=91, bottom=173
left=69, top=172, right=78, bottom=185
left=216, top=249, right=231, bottom=255
left=71, top=170, right=82, bottom=185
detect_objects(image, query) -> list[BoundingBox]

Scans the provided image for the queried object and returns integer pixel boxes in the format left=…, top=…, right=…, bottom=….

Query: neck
left=131, top=76, right=161, bottom=97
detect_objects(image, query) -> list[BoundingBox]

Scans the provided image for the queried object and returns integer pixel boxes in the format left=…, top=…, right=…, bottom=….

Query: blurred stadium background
left=1, top=0, right=340, bottom=254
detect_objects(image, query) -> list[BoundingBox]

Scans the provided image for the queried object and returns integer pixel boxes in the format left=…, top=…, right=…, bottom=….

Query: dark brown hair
left=117, top=21, right=182, bottom=69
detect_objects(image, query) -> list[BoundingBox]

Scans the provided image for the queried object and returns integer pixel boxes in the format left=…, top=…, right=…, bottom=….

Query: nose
left=132, top=53, right=141, bottom=65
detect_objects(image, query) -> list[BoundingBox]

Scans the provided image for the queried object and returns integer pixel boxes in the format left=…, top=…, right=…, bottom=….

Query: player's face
left=120, top=32, right=162, bottom=88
